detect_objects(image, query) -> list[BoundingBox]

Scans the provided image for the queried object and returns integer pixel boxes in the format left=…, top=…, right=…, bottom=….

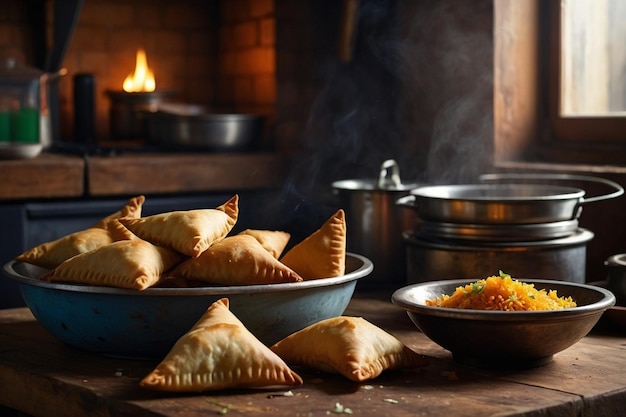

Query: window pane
left=561, top=0, right=626, bottom=116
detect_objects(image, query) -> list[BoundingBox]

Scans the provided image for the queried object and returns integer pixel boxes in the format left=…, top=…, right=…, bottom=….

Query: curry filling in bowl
left=426, top=271, right=577, bottom=311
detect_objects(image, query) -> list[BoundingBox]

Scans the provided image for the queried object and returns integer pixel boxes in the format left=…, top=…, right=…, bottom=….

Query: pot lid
left=0, top=58, right=44, bottom=84
left=333, top=159, right=417, bottom=192
left=410, top=184, right=586, bottom=201
left=605, top=253, right=626, bottom=268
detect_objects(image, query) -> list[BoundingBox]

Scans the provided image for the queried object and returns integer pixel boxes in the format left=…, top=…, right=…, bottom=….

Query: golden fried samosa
left=238, top=229, right=291, bottom=259
left=271, top=316, right=429, bottom=382
left=15, top=196, right=145, bottom=269
left=119, top=195, right=239, bottom=257
left=140, top=298, right=303, bottom=391
left=170, top=234, right=302, bottom=285
left=41, top=239, right=182, bottom=290
left=280, top=209, right=346, bottom=279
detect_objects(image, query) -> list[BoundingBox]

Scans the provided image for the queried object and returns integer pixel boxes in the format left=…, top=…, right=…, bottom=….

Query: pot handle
left=479, top=173, right=624, bottom=204
left=396, top=194, right=416, bottom=208
left=378, top=159, right=402, bottom=189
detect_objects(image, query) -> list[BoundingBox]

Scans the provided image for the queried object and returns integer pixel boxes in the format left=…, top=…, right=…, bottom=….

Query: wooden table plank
left=352, top=295, right=626, bottom=417
left=0, top=152, right=287, bottom=201
left=0, top=295, right=625, bottom=417
left=0, top=154, right=84, bottom=200
left=86, top=153, right=287, bottom=196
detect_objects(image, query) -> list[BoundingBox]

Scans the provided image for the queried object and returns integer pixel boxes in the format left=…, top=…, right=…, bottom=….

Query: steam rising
left=278, top=0, right=494, bottom=235
left=392, top=0, right=495, bottom=184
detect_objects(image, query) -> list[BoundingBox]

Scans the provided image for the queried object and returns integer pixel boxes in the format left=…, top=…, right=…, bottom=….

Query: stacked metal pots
left=398, top=174, right=624, bottom=284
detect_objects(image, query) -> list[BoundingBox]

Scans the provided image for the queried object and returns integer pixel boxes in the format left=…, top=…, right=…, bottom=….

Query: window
left=560, top=0, right=626, bottom=116
left=494, top=0, right=626, bottom=166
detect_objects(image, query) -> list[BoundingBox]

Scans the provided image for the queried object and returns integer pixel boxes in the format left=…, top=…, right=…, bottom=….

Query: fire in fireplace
left=106, top=49, right=175, bottom=139
left=123, top=49, right=156, bottom=93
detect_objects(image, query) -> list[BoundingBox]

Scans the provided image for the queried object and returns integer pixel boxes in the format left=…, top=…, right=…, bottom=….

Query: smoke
left=277, top=0, right=494, bottom=234
left=426, top=78, right=494, bottom=184
left=388, top=0, right=495, bottom=184
left=277, top=64, right=372, bottom=237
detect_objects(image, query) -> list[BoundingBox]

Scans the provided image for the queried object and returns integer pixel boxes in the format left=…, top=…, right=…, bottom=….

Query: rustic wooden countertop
left=1, top=293, right=625, bottom=417
left=0, top=154, right=84, bottom=200
left=0, top=151, right=286, bottom=200
left=86, top=152, right=286, bottom=196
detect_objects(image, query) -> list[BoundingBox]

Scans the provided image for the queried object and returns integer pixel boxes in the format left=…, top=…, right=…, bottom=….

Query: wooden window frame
left=494, top=0, right=626, bottom=168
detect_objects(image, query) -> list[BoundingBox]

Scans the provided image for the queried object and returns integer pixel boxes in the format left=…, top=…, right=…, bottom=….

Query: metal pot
left=417, top=218, right=579, bottom=242
left=604, top=253, right=626, bottom=305
left=332, top=160, right=417, bottom=289
left=397, top=174, right=623, bottom=225
left=404, top=228, right=594, bottom=284
left=141, top=103, right=264, bottom=151
left=106, top=90, right=177, bottom=139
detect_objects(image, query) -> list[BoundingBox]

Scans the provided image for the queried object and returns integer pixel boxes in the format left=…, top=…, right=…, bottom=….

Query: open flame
left=123, top=49, right=156, bottom=93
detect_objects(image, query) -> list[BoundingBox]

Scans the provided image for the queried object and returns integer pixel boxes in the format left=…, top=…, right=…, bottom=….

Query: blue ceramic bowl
left=3, top=253, right=372, bottom=359
left=392, top=279, right=615, bottom=368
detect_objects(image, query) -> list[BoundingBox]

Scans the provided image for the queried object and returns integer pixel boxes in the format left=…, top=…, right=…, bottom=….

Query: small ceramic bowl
left=392, top=279, right=615, bottom=368
left=0, top=143, right=43, bottom=159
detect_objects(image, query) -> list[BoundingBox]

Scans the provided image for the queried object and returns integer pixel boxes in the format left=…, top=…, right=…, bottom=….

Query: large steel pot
left=397, top=174, right=623, bottom=225
left=333, top=160, right=417, bottom=289
left=404, top=228, right=594, bottom=284
left=141, top=103, right=264, bottom=151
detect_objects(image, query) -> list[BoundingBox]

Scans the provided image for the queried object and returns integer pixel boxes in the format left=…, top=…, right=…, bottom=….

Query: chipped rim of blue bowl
left=3, top=252, right=373, bottom=296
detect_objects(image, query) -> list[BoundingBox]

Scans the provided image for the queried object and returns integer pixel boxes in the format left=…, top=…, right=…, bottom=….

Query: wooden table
left=1, top=293, right=625, bottom=417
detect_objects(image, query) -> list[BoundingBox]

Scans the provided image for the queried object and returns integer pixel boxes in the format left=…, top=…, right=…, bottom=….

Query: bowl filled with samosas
left=3, top=195, right=372, bottom=359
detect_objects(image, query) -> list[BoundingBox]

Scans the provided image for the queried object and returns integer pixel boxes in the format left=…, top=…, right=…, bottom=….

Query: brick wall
left=217, top=0, right=276, bottom=147
left=0, top=0, right=275, bottom=143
